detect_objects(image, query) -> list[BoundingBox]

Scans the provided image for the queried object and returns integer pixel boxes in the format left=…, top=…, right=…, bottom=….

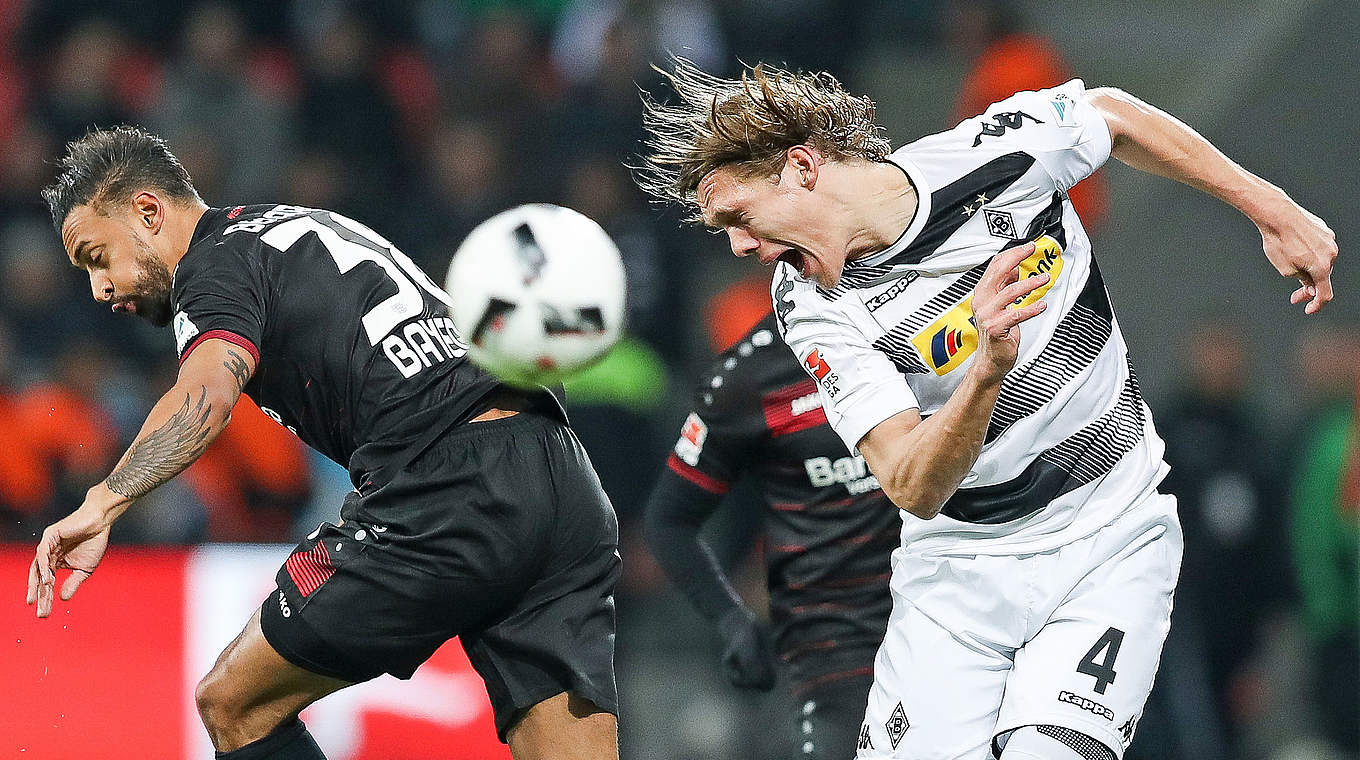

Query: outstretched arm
left=1088, top=87, right=1338, bottom=313
left=26, top=339, right=255, bottom=617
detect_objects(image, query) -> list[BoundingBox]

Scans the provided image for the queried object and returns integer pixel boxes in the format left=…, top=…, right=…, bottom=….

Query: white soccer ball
left=445, top=203, right=627, bottom=387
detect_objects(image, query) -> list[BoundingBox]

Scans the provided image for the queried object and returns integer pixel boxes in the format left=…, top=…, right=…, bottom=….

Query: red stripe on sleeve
left=666, top=454, right=731, bottom=495
left=180, top=330, right=260, bottom=366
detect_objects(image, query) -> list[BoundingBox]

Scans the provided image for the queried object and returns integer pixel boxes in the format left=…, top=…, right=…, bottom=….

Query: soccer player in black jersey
left=26, top=126, right=621, bottom=760
left=645, top=312, right=899, bottom=759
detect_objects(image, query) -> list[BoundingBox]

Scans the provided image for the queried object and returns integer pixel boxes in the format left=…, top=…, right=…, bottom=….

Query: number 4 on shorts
left=1076, top=627, right=1124, bottom=695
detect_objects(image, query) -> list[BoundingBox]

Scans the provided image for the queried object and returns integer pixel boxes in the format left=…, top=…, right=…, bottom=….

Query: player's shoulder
left=901, top=78, right=1100, bottom=158
left=694, top=312, right=799, bottom=413
left=771, top=262, right=863, bottom=334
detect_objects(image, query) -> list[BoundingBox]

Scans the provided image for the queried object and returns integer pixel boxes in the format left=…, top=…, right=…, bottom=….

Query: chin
left=143, top=298, right=173, bottom=327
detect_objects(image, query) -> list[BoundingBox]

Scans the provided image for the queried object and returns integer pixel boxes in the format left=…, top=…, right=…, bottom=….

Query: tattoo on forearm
left=223, top=349, right=251, bottom=393
left=105, top=387, right=216, bottom=499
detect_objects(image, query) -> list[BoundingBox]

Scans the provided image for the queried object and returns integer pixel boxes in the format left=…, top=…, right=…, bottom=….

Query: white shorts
left=856, top=492, right=1181, bottom=759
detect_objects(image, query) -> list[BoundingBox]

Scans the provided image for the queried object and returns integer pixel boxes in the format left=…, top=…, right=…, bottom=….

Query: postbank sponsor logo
left=911, top=235, right=1063, bottom=375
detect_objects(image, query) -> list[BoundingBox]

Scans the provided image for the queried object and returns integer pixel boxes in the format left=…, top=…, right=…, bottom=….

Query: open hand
left=26, top=505, right=111, bottom=618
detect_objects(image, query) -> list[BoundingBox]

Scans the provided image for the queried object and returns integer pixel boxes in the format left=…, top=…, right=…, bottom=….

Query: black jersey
left=171, top=204, right=503, bottom=486
left=660, top=313, right=899, bottom=666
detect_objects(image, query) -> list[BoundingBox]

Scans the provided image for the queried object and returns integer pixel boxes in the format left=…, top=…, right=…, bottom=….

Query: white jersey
left=776, top=79, right=1168, bottom=556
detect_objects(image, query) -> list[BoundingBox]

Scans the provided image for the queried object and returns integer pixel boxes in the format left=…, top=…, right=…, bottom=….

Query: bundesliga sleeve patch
left=674, top=412, right=708, bottom=466
left=173, top=311, right=200, bottom=354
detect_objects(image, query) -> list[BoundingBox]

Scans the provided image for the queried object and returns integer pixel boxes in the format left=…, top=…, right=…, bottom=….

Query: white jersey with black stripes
left=775, top=79, right=1169, bottom=556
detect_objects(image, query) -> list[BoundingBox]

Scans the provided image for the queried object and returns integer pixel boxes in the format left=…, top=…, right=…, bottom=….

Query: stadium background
left=0, top=0, right=1355, bottom=758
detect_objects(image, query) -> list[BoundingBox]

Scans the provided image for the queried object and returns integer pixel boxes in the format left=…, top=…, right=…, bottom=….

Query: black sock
left=215, top=718, right=327, bottom=760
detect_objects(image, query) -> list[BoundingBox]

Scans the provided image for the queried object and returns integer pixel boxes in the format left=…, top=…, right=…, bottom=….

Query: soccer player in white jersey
left=637, top=60, right=1336, bottom=760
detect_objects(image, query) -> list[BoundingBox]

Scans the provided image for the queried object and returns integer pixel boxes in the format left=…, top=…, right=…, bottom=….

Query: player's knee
left=195, top=667, right=251, bottom=742
left=999, top=725, right=1115, bottom=760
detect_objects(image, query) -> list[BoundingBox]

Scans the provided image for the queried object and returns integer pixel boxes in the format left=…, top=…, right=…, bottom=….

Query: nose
left=90, top=271, right=114, bottom=302
left=726, top=227, right=762, bottom=259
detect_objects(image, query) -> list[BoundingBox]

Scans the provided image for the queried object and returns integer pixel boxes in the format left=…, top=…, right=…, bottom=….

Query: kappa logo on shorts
left=857, top=722, right=874, bottom=750
left=1119, top=715, right=1139, bottom=745
left=1058, top=690, right=1115, bottom=721
left=885, top=702, right=909, bottom=749
left=277, top=590, right=292, bottom=618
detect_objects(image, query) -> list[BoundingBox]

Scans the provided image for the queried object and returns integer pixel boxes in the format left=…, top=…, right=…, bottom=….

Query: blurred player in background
left=645, top=312, right=899, bottom=759
left=638, top=60, right=1336, bottom=760
left=26, top=126, right=621, bottom=760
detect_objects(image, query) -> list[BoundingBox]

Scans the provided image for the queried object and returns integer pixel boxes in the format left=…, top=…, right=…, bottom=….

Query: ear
left=785, top=145, right=822, bottom=190
left=132, top=191, right=164, bottom=234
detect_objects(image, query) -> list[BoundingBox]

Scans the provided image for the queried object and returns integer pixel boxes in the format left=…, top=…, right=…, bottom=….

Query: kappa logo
left=675, top=412, right=708, bottom=466
left=972, top=111, right=1044, bottom=146
left=857, top=723, right=874, bottom=750
left=1058, top=690, right=1115, bottom=721
left=909, top=235, right=1064, bottom=375
left=885, top=702, right=910, bottom=749
left=1119, top=715, right=1140, bottom=745
left=866, top=271, right=920, bottom=312
left=277, top=590, right=292, bottom=618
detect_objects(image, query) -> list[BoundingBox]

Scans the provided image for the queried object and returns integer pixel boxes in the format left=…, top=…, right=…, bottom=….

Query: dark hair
left=41, top=125, right=201, bottom=233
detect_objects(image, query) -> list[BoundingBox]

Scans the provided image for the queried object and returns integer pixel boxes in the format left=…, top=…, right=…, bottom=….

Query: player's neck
left=163, top=201, right=211, bottom=272
left=843, top=161, right=918, bottom=262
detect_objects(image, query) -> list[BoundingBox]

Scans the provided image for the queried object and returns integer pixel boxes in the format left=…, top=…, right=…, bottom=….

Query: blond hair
left=636, top=58, right=891, bottom=215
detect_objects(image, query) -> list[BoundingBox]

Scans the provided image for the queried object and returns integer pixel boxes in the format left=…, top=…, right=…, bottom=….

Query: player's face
left=61, top=205, right=175, bottom=327
left=698, top=164, right=850, bottom=289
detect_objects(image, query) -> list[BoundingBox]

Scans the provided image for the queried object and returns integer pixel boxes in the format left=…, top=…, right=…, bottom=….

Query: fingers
left=61, top=569, right=90, bottom=601
left=34, top=529, right=57, bottom=618
left=1307, top=270, right=1333, bottom=314
left=26, top=556, right=39, bottom=606
left=994, top=271, right=1050, bottom=308
left=979, top=242, right=1035, bottom=291
left=987, top=299, right=1049, bottom=336
left=1291, top=284, right=1312, bottom=304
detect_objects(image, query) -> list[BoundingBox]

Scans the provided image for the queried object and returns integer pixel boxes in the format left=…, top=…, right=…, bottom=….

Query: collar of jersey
left=845, top=154, right=932, bottom=269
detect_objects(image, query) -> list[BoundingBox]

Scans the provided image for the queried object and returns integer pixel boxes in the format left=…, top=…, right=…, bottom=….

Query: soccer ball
left=444, top=204, right=627, bottom=387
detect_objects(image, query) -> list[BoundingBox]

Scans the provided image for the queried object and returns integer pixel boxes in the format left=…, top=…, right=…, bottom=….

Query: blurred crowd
left=0, top=1, right=1354, bottom=759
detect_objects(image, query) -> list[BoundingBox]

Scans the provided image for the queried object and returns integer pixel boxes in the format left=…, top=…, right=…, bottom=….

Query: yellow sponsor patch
left=910, top=235, right=1063, bottom=375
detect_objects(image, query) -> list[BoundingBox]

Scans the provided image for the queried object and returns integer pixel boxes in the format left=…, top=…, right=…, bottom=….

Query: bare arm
left=1089, top=87, right=1338, bottom=313
left=26, top=339, right=256, bottom=616
left=859, top=243, right=1049, bottom=518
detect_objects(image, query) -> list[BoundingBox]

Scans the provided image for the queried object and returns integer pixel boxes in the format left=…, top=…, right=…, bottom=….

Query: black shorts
left=259, top=411, right=621, bottom=740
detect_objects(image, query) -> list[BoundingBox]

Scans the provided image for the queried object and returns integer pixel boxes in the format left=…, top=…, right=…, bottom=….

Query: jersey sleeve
left=664, top=352, right=766, bottom=495
left=171, top=241, right=268, bottom=365
left=773, top=266, right=919, bottom=453
left=979, top=78, right=1114, bottom=192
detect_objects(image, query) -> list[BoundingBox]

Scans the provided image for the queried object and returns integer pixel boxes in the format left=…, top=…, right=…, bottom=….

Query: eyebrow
left=706, top=207, right=743, bottom=230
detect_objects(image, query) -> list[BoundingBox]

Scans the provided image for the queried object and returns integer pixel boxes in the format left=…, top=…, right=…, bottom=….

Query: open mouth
left=777, top=248, right=807, bottom=276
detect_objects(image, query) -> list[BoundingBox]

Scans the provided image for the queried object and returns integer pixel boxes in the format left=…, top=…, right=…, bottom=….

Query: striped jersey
left=775, top=80, right=1169, bottom=556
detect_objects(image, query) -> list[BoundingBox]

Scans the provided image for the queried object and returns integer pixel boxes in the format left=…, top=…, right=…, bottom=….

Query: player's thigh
left=505, top=691, right=618, bottom=760
left=197, top=608, right=353, bottom=729
left=998, top=509, right=1182, bottom=758
left=858, top=597, right=1013, bottom=760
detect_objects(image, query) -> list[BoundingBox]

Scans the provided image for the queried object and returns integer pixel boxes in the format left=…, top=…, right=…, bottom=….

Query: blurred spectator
left=945, top=0, right=1109, bottom=230
left=0, top=321, right=55, bottom=535
left=1158, top=322, right=1291, bottom=755
left=30, top=19, right=140, bottom=144
left=295, top=9, right=403, bottom=211
left=399, top=121, right=519, bottom=279
left=703, top=275, right=774, bottom=354
left=1289, top=346, right=1359, bottom=755
left=149, top=1, right=294, bottom=202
